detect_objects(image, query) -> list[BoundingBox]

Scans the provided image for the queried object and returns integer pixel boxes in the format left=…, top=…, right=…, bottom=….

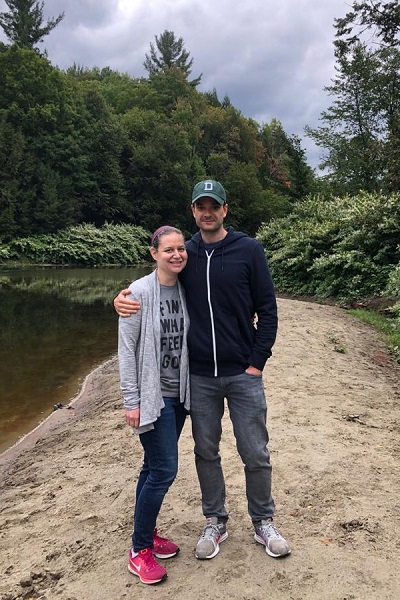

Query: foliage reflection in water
left=0, top=266, right=150, bottom=453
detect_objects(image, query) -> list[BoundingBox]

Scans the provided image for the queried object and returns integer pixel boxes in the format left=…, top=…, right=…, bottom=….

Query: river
left=0, top=265, right=150, bottom=453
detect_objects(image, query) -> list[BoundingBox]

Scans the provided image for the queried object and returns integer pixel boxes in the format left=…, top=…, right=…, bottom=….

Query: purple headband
left=150, top=226, right=179, bottom=246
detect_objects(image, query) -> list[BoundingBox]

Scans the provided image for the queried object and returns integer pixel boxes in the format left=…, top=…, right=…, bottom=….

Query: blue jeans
left=190, top=372, right=275, bottom=524
left=132, top=397, right=188, bottom=551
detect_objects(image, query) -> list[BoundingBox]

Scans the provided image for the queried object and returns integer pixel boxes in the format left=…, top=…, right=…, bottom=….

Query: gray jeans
left=190, top=372, right=275, bottom=524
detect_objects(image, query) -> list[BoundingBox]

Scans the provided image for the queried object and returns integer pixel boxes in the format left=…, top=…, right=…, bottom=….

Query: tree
left=77, top=85, right=130, bottom=226
left=122, top=116, right=200, bottom=232
left=0, top=0, right=64, bottom=50
left=306, top=43, right=388, bottom=193
left=223, top=163, right=270, bottom=235
left=0, top=47, right=80, bottom=239
left=260, top=119, right=314, bottom=200
left=0, top=120, right=25, bottom=240
left=0, top=47, right=131, bottom=239
left=306, top=1, right=400, bottom=194
left=196, top=102, right=262, bottom=174
left=143, top=30, right=202, bottom=86
left=334, top=0, right=400, bottom=55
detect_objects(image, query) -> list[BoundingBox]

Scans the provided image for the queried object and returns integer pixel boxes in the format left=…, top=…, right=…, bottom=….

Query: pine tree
left=0, top=0, right=64, bottom=50
left=143, top=30, right=202, bottom=86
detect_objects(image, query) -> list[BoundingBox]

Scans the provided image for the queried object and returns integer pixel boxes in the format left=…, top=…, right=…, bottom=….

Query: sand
left=1, top=297, right=399, bottom=600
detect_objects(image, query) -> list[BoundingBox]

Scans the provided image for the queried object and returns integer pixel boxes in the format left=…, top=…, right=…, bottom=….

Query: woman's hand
left=124, top=408, right=140, bottom=428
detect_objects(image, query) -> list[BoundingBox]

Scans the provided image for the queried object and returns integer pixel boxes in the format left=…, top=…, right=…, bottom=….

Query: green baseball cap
left=191, top=179, right=226, bottom=205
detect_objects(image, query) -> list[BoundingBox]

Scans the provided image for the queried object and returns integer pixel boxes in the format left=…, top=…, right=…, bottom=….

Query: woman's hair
left=150, top=226, right=184, bottom=249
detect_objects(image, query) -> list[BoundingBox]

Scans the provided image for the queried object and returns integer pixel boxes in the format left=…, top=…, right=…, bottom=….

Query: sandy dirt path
left=0, top=297, right=399, bottom=600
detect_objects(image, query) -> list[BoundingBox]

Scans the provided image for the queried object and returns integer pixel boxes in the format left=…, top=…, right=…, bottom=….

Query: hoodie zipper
left=205, top=249, right=218, bottom=376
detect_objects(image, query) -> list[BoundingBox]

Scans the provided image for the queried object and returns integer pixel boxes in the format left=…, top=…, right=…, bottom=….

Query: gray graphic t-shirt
left=160, top=284, right=183, bottom=398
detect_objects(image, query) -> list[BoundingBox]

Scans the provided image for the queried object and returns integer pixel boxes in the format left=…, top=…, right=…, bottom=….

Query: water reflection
left=0, top=266, right=150, bottom=453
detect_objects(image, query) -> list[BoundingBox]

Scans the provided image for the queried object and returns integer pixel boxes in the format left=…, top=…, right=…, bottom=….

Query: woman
left=118, top=225, right=190, bottom=585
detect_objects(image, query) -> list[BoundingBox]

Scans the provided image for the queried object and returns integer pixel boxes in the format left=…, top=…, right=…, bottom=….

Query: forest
left=0, top=3, right=315, bottom=242
left=0, top=0, right=399, bottom=356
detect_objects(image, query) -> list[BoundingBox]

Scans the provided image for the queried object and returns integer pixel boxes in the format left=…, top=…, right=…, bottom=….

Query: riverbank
left=0, top=358, right=116, bottom=466
left=1, top=297, right=399, bottom=600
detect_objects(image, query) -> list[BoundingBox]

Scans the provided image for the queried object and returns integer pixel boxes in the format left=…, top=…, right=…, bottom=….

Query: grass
left=347, top=308, right=400, bottom=364
left=327, top=330, right=347, bottom=354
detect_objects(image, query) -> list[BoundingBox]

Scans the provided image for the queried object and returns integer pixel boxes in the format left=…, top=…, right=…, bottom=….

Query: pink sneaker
left=153, top=528, right=180, bottom=559
left=128, top=548, right=167, bottom=584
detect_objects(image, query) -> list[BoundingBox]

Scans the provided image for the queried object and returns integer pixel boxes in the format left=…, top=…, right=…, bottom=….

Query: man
left=114, top=179, right=290, bottom=560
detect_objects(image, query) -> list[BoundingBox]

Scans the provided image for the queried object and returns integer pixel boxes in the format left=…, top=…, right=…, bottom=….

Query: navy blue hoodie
left=179, top=226, right=278, bottom=377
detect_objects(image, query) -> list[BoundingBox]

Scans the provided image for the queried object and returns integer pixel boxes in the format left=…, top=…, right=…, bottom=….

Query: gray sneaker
left=254, top=519, right=291, bottom=558
left=195, top=517, right=228, bottom=559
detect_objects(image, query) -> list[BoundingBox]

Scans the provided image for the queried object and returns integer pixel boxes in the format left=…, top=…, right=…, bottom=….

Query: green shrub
left=258, top=192, right=400, bottom=300
left=0, top=223, right=151, bottom=266
left=385, top=261, right=400, bottom=297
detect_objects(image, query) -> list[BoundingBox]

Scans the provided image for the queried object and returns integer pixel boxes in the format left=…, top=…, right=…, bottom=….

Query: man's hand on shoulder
left=114, top=288, right=141, bottom=317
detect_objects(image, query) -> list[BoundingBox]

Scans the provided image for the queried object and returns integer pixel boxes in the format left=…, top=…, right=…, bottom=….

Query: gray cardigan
left=118, top=270, right=190, bottom=433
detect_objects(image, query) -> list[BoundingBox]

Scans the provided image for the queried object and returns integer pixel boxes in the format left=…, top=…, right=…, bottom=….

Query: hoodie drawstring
left=205, top=249, right=218, bottom=377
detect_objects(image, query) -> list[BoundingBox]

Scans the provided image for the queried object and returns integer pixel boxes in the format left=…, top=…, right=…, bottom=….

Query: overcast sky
left=0, top=0, right=353, bottom=169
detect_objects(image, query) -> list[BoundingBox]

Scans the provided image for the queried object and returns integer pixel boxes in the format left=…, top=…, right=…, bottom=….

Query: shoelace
left=259, top=522, right=281, bottom=539
left=138, top=550, right=160, bottom=570
left=200, top=523, right=220, bottom=540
